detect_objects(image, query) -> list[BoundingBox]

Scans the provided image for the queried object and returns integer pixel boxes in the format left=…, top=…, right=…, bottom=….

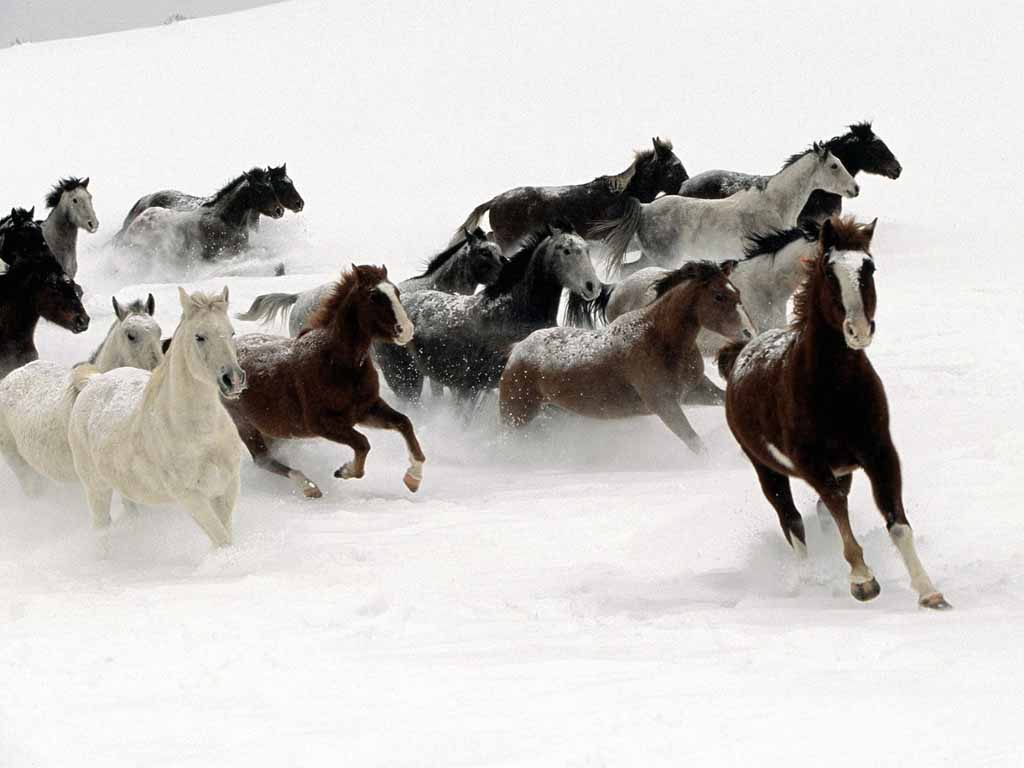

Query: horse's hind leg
left=84, top=484, right=114, bottom=529
left=498, top=369, right=544, bottom=428
left=804, top=465, right=879, bottom=602
left=862, top=443, right=949, bottom=609
left=815, top=474, right=852, bottom=532
left=358, top=399, right=426, bottom=492
left=238, top=423, right=322, bottom=499
left=749, top=458, right=806, bottom=556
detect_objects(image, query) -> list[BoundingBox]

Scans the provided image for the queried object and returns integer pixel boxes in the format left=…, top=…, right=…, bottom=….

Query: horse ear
left=146, top=293, right=156, bottom=316
left=178, top=286, right=191, bottom=312
left=863, top=217, right=878, bottom=243
left=28, top=206, right=35, bottom=219
left=112, top=296, right=126, bottom=322
left=721, top=260, right=738, bottom=277
left=220, top=285, right=229, bottom=304
left=281, top=163, right=286, bottom=173
left=820, top=218, right=836, bottom=252
left=81, top=177, right=89, bottom=189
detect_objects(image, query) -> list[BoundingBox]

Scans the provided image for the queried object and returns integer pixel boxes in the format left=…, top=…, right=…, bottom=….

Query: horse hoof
left=920, top=592, right=952, bottom=610
left=335, top=464, right=362, bottom=480
left=850, top=578, right=881, bottom=602
left=302, top=484, right=323, bottom=499
left=403, top=471, right=421, bottom=493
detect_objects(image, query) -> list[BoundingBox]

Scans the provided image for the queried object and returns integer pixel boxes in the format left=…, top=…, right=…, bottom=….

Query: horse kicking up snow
left=223, top=265, right=425, bottom=499
left=680, top=122, right=902, bottom=223
left=69, top=288, right=245, bottom=547
left=0, top=217, right=89, bottom=379
left=394, top=223, right=600, bottom=405
left=718, top=216, right=950, bottom=609
left=0, top=295, right=162, bottom=492
left=115, top=168, right=285, bottom=262
left=500, top=261, right=752, bottom=454
left=41, top=177, right=98, bottom=278
left=116, top=164, right=303, bottom=235
left=452, top=138, right=688, bottom=251
left=237, top=227, right=506, bottom=337
left=596, top=143, right=858, bottom=275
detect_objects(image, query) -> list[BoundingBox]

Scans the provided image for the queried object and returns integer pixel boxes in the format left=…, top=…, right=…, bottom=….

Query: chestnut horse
left=222, top=264, right=425, bottom=498
left=501, top=261, right=753, bottom=454
left=718, top=216, right=950, bottom=609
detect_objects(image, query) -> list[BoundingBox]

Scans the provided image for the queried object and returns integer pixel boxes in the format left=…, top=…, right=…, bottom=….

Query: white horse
left=68, top=287, right=246, bottom=547
left=0, top=295, right=163, bottom=492
left=597, top=144, right=858, bottom=274
left=42, top=177, right=98, bottom=279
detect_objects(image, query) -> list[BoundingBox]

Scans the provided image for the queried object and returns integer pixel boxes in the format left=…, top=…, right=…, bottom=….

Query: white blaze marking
left=378, top=282, right=414, bottom=345
left=766, top=442, right=795, bottom=471
left=830, top=250, right=873, bottom=347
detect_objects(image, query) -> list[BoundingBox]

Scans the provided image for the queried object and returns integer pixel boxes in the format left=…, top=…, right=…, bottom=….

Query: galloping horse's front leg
left=358, top=398, right=426, bottom=492
left=682, top=374, right=726, bottom=407
left=638, top=388, right=706, bottom=455
left=862, top=442, right=950, bottom=609
left=317, top=420, right=371, bottom=482
left=801, top=461, right=878, bottom=601
left=180, top=490, right=231, bottom=548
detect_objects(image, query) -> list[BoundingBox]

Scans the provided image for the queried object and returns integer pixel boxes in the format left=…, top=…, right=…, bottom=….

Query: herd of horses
left=0, top=121, right=950, bottom=610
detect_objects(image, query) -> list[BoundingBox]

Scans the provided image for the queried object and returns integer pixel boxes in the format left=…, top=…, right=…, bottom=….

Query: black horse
left=451, top=138, right=688, bottom=251
left=113, top=164, right=300, bottom=241
left=679, top=122, right=901, bottom=223
left=0, top=210, right=89, bottom=378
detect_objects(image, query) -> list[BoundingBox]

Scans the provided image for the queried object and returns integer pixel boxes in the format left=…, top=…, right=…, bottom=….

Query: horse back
left=679, top=170, right=761, bottom=200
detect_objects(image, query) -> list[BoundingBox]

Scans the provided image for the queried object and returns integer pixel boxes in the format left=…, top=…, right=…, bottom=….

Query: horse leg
left=498, top=371, right=544, bottom=428
left=749, top=458, right=806, bottom=555
left=84, top=484, right=114, bottom=529
left=429, top=379, right=445, bottom=401
left=121, top=497, right=141, bottom=517
left=638, top=391, right=706, bottom=455
left=803, top=466, right=878, bottom=601
left=682, top=374, right=726, bottom=407
left=180, top=491, right=231, bottom=548
left=317, top=423, right=371, bottom=481
left=357, top=399, right=426, bottom=492
left=862, top=443, right=950, bottom=609
left=238, top=422, right=322, bottom=499
left=816, top=474, right=852, bottom=532
left=0, top=439, right=47, bottom=497
left=211, top=474, right=240, bottom=534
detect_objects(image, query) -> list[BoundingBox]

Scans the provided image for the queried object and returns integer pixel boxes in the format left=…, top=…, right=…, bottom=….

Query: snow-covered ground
left=2, top=2, right=1023, bottom=765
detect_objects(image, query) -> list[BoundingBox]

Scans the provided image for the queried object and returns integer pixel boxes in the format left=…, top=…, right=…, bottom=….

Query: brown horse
left=222, top=265, right=425, bottom=498
left=718, top=216, right=950, bottom=609
left=500, top=261, right=753, bottom=454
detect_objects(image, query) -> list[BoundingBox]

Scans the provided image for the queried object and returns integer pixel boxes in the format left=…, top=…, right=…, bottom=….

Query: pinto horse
left=500, top=261, right=753, bottom=454
left=451, top=138, right=688, bottom=251
left=223, top=265, right=426, bottom=499
left=718, top=216, right=950, bottom=609
left=680, top=122, right=902, bottom=223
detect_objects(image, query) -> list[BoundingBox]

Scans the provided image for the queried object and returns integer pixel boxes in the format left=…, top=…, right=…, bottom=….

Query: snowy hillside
left=1, top=1, right=1023, bottom=766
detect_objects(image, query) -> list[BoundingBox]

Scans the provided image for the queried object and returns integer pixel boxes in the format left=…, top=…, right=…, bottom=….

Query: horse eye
left=713, top=293, right=726, bottom=303
left=72, top=198, right=79, bottom=204
left=830, top=163, right=838, bottom=170
left=127, top=333, right=137, bottom=342
left=195, top=334, right=206, bottom=343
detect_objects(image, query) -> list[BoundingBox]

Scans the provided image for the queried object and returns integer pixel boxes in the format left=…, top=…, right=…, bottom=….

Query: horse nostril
left=585, top=281, right=595, bottom=294
left=870, top=321, right=876, bottom=334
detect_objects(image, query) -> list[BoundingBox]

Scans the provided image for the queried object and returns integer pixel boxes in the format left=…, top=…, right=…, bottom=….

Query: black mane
left=415, top=227, right=486, bottom=278
left=483, top=232, right=545, bottom=298
left=743, top=222, right=818, bottom=260
left=45, top=177, right=87, bottom=209
left=207, top=167, right=268, bottom=204
left=652, top=260, right=725, bottom=298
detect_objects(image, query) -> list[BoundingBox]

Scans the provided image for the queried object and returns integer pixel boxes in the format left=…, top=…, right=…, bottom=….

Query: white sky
left=1, top=0, right=279, bottom=44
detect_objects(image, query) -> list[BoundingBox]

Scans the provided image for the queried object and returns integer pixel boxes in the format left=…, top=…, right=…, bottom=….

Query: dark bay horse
left=116, top=168, right=285, bottom=261
left=452, top=138, right=688, bottom=251
left=500, top=261, right=752, bottom=453
left=680, top=123, right=901, bottom=223
left=222, top=265, right=426, bottom=498
left=718, top=216, right=949, bottom=609
left=115, top=164, right=301, bottom=235
left=393, top=224, right=600, bottom=405
left=0, top=219, right=89, bottom=378
left=0, top=207, right=44, bottom=267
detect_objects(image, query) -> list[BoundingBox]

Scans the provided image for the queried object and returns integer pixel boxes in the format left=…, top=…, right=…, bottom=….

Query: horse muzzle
left=887, top=163, right=903, bottom=180
left=393, top=323, right=414, bottom=346
left=843, top=318, right=874, bottom=349
left=71, top=313, right=90, bottom=333
left=87, top=220, right=99, bottom=233
left=846, top=182, right=860, bottom=198
left=219, top=367, right=247, bottom=398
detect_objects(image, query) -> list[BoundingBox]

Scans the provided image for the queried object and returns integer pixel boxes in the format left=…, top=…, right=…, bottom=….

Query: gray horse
left=236, top=228, right=506, bottom=336
left=42, top=177, right=98, bottom=278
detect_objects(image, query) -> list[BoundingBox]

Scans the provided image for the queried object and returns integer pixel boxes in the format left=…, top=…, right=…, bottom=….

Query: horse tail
left=716, top=340, right=748, bottom=381
left=563, top=282, right=614, bottom=328
left=71, top=363, right=101, bottom=393
left=235, top=292, right=298, bottom=325
left=449, top=198, right=494, bottom=246
left=589, top=197, right=643, bottom=277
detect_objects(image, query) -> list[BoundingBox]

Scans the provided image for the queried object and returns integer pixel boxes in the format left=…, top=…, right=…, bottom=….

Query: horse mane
left=483, top=232, right=545, bottom=298
left=206, top=167, right=268, bottom=204
left=781, top=141, right=828, bottom=171
left=0, top=248, right=61, bottom=294
left=415, top=227, right=485, bottom=278
left=651, top=260, right=726, bottom=298
left=44, top=177, right=87, bottom=209
left=0, top=207, right=36, bottom=228
left=308, top=264, right=388, bottom=330
left=743, top=222, right=818, bottom=260
left=790, top=216, right=874, bottom=328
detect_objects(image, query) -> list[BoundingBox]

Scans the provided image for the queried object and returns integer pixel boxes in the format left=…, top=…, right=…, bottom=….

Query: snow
left=2, top=1, right=1024, bottom=766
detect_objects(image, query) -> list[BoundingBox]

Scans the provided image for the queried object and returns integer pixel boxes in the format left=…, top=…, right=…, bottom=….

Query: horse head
left=808, top=216, right=879, bottom=349
left=544, top=221, right=600, bottom=301
left=245, top=169, right=285, bottom=219
left=175, top=286, right=246, bottom=397
left=47, top=177, right=98, bottom=233
left=268, top=163, right=305, bottom=212
left=810, top=144, right=859, bottom=198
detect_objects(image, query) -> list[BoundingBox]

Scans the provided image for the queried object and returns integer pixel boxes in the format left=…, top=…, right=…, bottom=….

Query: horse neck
left=764, top=154, right=820, bottom=225
left=90, top=322, right=121, bottom=370
left=430, top=249, right=476, bottom=293
left=324, top=296, right=375, bottom=364
left=826, top=139, right=864, bottom=176
left=145, top=335, right=221, bottom=427
left=647, top=286, right=701, bottom=351
left=212, top=181, right=254, bottom=227
left=0, top=286, right=40, bottom=353
left=624, top=160, right=660, bottom=202
left=794, top=288, right=863, bottom=374
left=42, top=203, right=78, bottom=264
left=507, top=254, right=563, bottom=324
